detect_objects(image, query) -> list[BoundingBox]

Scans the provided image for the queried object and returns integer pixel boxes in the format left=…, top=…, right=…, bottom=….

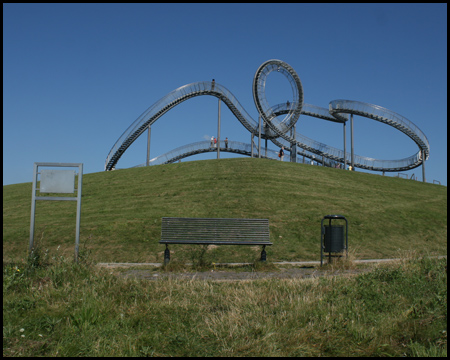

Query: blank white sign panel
left=40, top=169, right=75, bottom=193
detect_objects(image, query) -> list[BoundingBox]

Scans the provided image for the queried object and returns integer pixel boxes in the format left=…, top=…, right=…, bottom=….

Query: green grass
left=3, top=251, right=447, bottom=356
left=3, top=158, right=447, bottom=356
left=3, top=158, right=447, bottom=264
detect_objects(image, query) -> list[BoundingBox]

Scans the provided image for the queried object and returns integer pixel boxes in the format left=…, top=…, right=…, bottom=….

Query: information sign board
left=40, top=169, right=75, bottom=193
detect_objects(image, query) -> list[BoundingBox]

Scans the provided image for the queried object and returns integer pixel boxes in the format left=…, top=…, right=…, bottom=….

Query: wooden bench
left=160, top=217, right=272, bottom=265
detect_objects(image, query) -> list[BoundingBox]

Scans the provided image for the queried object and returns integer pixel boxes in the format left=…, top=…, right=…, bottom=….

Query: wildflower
left=19, top=328, right=25, bottom=332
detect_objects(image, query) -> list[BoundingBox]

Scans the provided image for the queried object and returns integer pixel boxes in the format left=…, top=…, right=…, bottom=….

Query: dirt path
left=112, top=266, right=372, bottom=282
left=98, top=256, right=445, bottom=282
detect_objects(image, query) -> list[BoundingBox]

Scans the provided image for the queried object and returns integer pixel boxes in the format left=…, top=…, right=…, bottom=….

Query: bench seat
left=160, top=217, right=272, bottom=264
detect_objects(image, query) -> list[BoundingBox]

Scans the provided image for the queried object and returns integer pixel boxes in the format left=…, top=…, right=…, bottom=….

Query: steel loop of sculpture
left=105, top=59, right=429, bottom=172
left=252, top=59, right=303, bottom=139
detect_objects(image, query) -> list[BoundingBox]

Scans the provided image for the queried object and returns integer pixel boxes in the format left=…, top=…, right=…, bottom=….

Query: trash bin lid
left=323, top=214, right=346, bottom=220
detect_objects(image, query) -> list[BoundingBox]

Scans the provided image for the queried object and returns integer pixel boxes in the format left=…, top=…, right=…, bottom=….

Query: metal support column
left=265, top=138, right=268, bottom=158
left=251, top=133, right=254, bottom=158
left=343, top=121, right=347, bottom=170
left=217, top=99, right=221, bottom=159
left=290, top=125, right=297, bottom=163
left=146, top=125, right=151, bottom=166
left=422, top=150, right=426, bottom=183
left=350, top=114, right=354, bottom=170
left=258, top=115, right=262, bottom=158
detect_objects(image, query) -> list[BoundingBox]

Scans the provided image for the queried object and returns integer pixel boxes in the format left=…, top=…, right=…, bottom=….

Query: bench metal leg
left=260, top=245, right=266, bottom=261
left=164, top=244, right=170, bottom=265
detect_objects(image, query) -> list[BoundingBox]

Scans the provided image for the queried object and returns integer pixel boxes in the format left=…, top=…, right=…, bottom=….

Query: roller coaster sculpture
left=105, top=60, right=430, bottom=177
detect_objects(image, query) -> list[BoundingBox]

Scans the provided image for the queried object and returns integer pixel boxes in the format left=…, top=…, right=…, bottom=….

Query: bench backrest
left=160, top=217, right=271, bottom=245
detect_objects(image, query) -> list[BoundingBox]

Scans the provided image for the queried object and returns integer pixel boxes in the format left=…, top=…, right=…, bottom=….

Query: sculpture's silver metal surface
left=105, top=60, right=429, bottom=173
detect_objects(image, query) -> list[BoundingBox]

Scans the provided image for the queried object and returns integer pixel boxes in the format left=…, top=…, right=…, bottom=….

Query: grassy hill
left=3, top=158, right=447, bottom=263
left=3, top=158, right=447, bottom=357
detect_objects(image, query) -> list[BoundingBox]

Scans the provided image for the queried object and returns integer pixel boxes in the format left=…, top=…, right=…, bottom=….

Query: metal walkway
left=105, top=60, right=430, bottom=173
left=134, top=141, right=261, bottom=166
left=132, top=140, right=333, bottom=167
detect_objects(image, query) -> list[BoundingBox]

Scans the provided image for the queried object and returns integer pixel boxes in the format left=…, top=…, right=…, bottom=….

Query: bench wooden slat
left=159, top=240, right=269, bottom=245
left=160, top=217, right=271, bottom=245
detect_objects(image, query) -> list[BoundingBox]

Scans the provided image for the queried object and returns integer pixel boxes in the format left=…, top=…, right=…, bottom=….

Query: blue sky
left=3, top=3, right=447, bottom=186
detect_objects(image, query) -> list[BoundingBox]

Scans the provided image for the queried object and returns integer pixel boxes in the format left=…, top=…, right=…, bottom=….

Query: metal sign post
left=29, top=162, right=83, bottom=262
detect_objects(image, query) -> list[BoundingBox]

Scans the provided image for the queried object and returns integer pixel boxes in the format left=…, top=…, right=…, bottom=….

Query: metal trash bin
left=321, top=215, right=348, bottom=265
left=324, top=224, right=345, bottom=252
